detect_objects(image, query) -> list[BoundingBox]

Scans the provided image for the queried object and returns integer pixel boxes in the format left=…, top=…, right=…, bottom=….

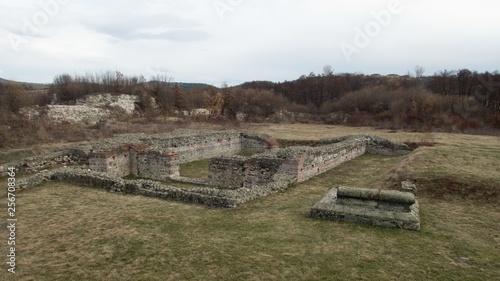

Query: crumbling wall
left=296, top=140, right=366, bottom=183
left=2, top=147, right=90, bottom=173
left=164, top=131, right=242, bottom=163
left=321, top=135, right=412, bottom=156
left=20, top=93, right=139, bottom=124
left=243, top=157, right=287, bottom=188
left=134, top=151, right=179, bottom=180
left=17, top=168, right=296, bottom=208
left=208, top=139, right=367, bottom=189
left=240, top=132, right=279, bottom=153
left=208, top=156, right=246, bottom=189
left=89, top=130, right=275, bottom=180
left=89, top=146, right=130, bottom=178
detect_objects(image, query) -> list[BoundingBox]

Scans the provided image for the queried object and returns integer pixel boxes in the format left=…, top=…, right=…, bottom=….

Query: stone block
left=311, top=185, right=420, bottom=231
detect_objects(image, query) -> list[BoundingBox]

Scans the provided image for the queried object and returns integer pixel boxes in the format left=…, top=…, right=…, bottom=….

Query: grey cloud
left=83, top=13, right=210, bottom=42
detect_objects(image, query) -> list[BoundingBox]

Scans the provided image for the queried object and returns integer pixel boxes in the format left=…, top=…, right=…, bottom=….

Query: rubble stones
left=20, top=93, right=139, bottom=124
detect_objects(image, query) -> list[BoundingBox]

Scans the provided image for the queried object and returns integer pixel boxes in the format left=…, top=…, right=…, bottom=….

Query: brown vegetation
left=1, top=68, right=499, bottom=149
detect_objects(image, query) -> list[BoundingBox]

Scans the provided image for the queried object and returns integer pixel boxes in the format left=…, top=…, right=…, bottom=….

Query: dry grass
left=1, top=124, right=499, bottom=280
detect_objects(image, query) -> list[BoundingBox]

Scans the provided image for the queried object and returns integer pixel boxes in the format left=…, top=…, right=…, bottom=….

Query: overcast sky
left=1, top=0, right=499, bottom=86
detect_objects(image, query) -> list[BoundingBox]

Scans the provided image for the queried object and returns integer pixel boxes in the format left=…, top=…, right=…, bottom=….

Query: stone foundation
left=88, top=130, right=276, bottom=181
left=14, top=131, right=413, bottom=212
left=208, top=138, right=370, bottom=189
left=17, top=168, right=296, bottom=208
left=310, top=182, right=420, bottom=231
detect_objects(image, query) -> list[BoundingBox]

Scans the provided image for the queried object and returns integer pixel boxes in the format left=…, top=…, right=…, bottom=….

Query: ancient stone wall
left=167, top=131, right=242, bottom=163
left=15, top=131, right=414, bottom=211
left=321, top=135, right=412, bottom=156
left=240, top=132, right=279, bottom=153
left=296, top=140, right=366, bottom=183
left=2, top=147, right=90, bottom=173
left=243, top=157, right=287, bottom=188
left=208, top=156, right=246, bottom=189
left=208, top=139, right=367, bottom=189
left=17, top=168, right=296, bottom=208
left=88, top=130, right=275, bottom=181
left=89, top=146, right=130, bottom=178
left=134, top=151, right=179, bottom=180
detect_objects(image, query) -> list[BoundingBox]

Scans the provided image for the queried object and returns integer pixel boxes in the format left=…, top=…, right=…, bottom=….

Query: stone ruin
left=87, top=130, right=278, bottom=180
left=310, top=182, right=420, bottom=231
left=11, top=129, right=419, bottom=230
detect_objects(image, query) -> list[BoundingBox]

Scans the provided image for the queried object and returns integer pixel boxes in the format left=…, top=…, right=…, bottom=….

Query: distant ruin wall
left=321, top=135, right=412, bottom=156
left=240, top=133, right=279, bottom=153
left=166, top=131, right=242, bottom=163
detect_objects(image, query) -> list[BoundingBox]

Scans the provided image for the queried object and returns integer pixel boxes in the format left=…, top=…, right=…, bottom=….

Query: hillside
left=0, top=77, right=49, bottom=90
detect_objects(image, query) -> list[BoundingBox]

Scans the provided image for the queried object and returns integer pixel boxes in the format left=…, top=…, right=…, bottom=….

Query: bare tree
left=323, top=65, right=334, bottom=76
left=415, top=65, right=425, bottom=78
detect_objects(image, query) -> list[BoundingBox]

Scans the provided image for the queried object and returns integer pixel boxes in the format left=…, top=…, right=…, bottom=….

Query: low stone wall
left=88, top=130, right=276, bottom=182
left=310, top=183, right=420, bottom=231
left=295, top=140, right=366, bottom=183
left=2, top=147, right=90, bottom=173
left=17, top=168, right=296, bottom=208
left=241, top=132, right=279, bottom=153
left=321, top=135, right=412, bottom=156
left=14, top=132, right=414, bottom=211
left=161, top=131, right=243, bottom=163
left=209, top=139, right=368, bottom=189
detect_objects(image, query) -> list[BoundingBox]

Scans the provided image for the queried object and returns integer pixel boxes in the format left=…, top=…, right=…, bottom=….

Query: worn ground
left=1, top=123, right=499, bottom=280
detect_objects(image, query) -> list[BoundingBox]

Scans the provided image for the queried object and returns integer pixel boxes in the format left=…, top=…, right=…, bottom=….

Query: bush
left=2, top=83, right=28, bottom=113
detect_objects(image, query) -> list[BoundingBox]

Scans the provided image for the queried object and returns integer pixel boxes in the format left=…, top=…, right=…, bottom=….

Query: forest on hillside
left=1, top=68, right=499, bottom=144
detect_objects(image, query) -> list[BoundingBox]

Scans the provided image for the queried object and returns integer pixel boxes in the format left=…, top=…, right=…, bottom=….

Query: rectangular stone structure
left=89, top=130, right=276, bottom=181
left=310, top=184, right=420, bottom=231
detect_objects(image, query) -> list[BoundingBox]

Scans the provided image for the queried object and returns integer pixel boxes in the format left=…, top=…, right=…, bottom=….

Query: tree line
left=1, top=68, right=499, bottom=131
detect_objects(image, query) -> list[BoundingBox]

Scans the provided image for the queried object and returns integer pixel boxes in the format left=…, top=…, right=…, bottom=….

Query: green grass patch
left=179, top=159, right=210, bottom=179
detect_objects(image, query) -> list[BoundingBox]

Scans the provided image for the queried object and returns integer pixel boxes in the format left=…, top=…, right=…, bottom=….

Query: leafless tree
left=415, top=65, right=425, bottom=78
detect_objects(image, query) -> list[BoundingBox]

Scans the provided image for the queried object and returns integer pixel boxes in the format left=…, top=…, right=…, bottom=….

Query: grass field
left=1, top=124, right=499, bottom=280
